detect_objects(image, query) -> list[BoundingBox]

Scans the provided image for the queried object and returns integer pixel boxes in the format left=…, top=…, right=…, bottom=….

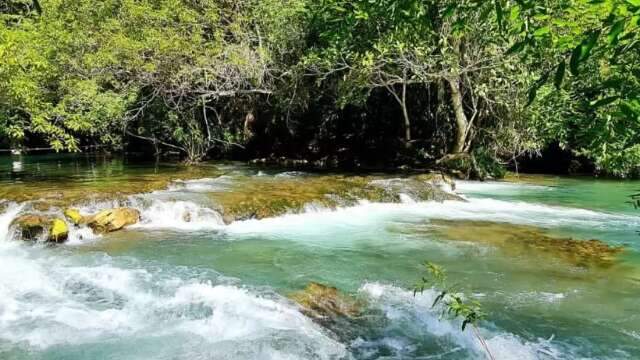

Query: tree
left=301, top=0, right=534, bottom=175
left=0, top=0, right=302, bottom=162
left=507, top=0, right=640, bottom=176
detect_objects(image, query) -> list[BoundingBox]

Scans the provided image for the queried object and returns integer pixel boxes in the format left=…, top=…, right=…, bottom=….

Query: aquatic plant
left=414, top=262, right=495, bottom=360
left=629, top=192, right=640, bottom=209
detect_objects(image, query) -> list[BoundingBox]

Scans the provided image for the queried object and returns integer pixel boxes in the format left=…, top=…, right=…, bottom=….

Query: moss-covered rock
left=212, top=175, right=463, bottom=223
left=11, top=214, right=51, bottom=241
left=0, top=166, right=221, bottom=210
left=289, top=282, right=362, bottom=320
left=64, top=208, right=85, bottom=226
left=429, top=220, right=624, bottom=268
left=86, top=208, right=140, bottom=233
left=10, top=214, right=69, bottom=243
left=411, top=172, right=457, bottom=191
left=49, top=218, right=69, bottom=243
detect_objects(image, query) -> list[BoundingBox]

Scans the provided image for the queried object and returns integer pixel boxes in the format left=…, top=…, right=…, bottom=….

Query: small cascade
left=398, top=193, right=417, bottom=204
left=166, top=176, right=234, bottom=193
left=0, top=249, right=347, bottom=358
left=358, top=282, right=563, bottom=360
left=134, top=200, right=225, bottom=231
left=66, top=225, right=102, bottom=245
left=0, top=203, right=24, bottom=242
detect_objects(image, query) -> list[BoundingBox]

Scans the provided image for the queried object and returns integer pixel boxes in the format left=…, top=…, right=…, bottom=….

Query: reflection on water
left=0, top=154, right=639, bottom=359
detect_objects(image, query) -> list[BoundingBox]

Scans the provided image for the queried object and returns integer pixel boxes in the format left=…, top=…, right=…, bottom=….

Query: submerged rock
left=86, top=208, right=140, bottom=233
left=0, top=166, right=221, bottom=209
left=430, top=220, right=624, bottom=268
left=10, top=214, right=69, bottom=243
left=290, top=282, right=362, bottom=320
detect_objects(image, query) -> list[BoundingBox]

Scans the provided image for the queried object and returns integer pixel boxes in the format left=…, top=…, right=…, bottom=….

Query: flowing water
left=0, top=154, right=638, bottom=359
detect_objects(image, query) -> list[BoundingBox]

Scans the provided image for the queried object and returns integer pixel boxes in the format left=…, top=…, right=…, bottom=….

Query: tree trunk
left=383, top=71, right=411, bottom=147
left=244, top=111, right=256, bottom=141
left=447, top=77, right=469, bottom=154
left=401, top=79, right=411, bottom=147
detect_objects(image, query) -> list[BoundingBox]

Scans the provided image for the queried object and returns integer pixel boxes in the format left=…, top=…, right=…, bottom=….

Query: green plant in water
left=629, top=192, right=640, bottom=209
left=414, top=262, right=495, bottom=360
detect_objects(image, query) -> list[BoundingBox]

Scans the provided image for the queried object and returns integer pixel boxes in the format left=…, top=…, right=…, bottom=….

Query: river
left=0, top=154, right=638, bottom=359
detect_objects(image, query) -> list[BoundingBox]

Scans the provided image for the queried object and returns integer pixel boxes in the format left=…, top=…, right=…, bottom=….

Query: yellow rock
left=86, top=208, right=140, bottom=233
left=49, top=218, right=69, bottom=243
left=64, top=208, right=84, bottom=225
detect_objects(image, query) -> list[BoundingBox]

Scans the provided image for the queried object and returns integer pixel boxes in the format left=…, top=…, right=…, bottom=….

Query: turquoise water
left=0, top=155, right=639, bottom=359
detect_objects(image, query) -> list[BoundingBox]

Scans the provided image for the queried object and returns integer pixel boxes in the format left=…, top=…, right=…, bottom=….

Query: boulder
left=49, top=218, right=69, bottom=243
left=11, top=214, right=69, bottom=243
left=290, top=282, right=362, bottom=320
left=64, top=208, right=85, bottom=226
left=86, top=208, right=140, bottom=233
left=11, top=214, right=51, bottom=241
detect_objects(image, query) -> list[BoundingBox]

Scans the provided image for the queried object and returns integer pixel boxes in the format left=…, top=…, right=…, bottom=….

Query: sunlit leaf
left=607, top=20, right=625, bottom=45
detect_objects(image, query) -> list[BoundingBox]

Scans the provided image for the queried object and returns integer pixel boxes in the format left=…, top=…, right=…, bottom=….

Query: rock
left=86, top=208, right=140, bottom=233
left=64, top=208, right=85, bottom=225
left=368, top=178, right=462, bottom=203
left=411, top=172, right=457, bottom=192
left=290, top=282, right=362, bottom=320
left=49, top=218, right=69, bottom=243
left=431, top=220, right=624, bottom=268
left=213, top=175, right=464, bottom=224
left=11, top=214, right=69, bottom=243
left=11, top=214, right=51, bottom=241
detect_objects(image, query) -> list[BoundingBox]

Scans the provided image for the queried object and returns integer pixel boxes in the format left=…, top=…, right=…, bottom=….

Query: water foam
left=358, top=282, right=561, bottom=360
left=0, top=203, right=23, bottom=242
left=225, top=197, right=638, bottom=237
left=0, top=203, right=348, bottom=356
left=167, top=176, right=234, bottom=193
left=0, top=245, right=346, bottom=358
left=65, top=225, right=102, bottom=245
left=134, top=200, right=224, bottom=231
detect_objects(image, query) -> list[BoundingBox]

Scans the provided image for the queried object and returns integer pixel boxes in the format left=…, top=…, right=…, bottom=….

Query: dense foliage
left=1, top=0, right=639, bottom=176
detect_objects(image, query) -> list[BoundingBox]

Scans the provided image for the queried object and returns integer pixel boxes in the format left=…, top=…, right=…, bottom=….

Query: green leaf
left=533, top=26, right=550, bottom=37
left=554, top=60, right=566, bottom=89
left=620, top=101, right=640, bottom=118
left=580, top=31, right=601, bottom=61
left=607, top=20, right=625, bottom=45
left=590, top=96, right=619, bottom=107
left=625, top=0, right=640, bottom=7
left=569, top=44, right=582, bottom=75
